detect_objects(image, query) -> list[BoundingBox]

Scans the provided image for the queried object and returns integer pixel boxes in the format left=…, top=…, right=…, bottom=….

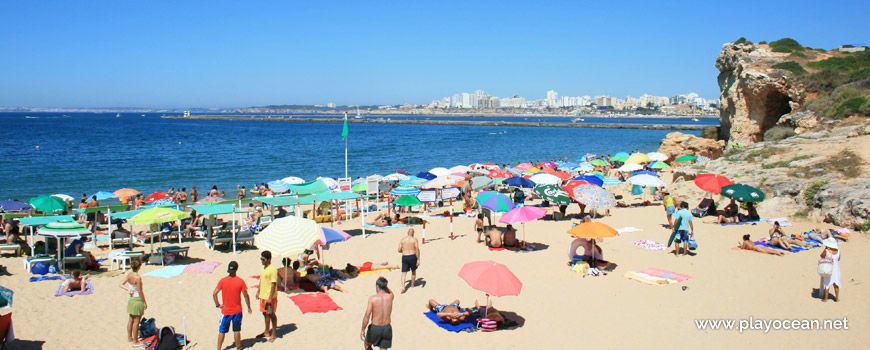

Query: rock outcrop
left=716, top=43, right=805, bottom=144
left=657, top=132, right=726, bottom=162
left=814, top=182, right=870, bottom=229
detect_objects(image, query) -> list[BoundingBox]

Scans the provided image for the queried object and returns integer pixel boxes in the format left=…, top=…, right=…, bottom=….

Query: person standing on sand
left=361, top=277, right=393, bottom=350
left=474, top=214, right=485, bottom=243
left=213, top=261, right=252, bottom=350
left=663, top=191, right=675, bottom=229
left=256, top=251, right=279, bottom=342
left=119, top=260, right=146, bottom=345
left=672, top=202, right=693, bottom=257
left=820, top=239, right=841, bottom=302
left=397, top=228, right=420, bottom=293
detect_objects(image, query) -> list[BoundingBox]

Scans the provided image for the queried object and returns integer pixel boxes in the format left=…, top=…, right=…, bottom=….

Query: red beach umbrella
left=488, top=169, right=513, bottom=178
left=144, top=192, right=170, bottom=203
left=562, top=180, right=593, bottom=197
left=458, top=260, right=522, bottom=297
left=694, top=174, right=735, bottom=194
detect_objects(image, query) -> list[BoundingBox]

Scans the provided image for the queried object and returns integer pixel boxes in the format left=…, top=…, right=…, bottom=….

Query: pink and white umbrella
left=498, top=205, right=547, bottom=244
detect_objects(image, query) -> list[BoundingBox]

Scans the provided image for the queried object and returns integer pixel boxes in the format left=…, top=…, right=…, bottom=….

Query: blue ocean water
left=0, top=112, right=704, bottom=200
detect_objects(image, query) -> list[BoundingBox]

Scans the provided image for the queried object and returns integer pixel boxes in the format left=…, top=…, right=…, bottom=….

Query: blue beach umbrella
left=390, top=186, right=421, bottom=196
left=602, top=177, right=623, bottom=186
left=633, top=170, right=658, bottom=177
left=89, top=191, right=116, bottom=200
left=573, top=174, right=603, bottom=187
left=268, top=180, right=290, bottom=192
left=557, top=162, right=579, bottom=171
left=0, top=199, right=33, bottom=212
left=415, top=172, right=437, bottom=181
left=503, top=177, right=536, bottom=188
left=476, top=192, right=515, bottom=213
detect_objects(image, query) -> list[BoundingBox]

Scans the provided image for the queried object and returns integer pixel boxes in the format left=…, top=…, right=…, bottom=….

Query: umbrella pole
left=30, top=226, right=35, bottom=256
left=107, top=207, right=113, bottom=249
left=177, top=219, right=182, bottom=245
left=361, top=197, right=367, bottom=239
left=449, top=198, right=454, bottom=240
left=232, top=211, right=237, bottom=254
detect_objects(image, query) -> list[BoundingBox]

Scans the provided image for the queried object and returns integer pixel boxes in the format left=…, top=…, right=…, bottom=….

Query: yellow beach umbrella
left=625, top=153, right=651, bottom=164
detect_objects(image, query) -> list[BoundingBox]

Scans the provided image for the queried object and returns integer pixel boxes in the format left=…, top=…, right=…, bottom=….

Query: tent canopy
left=74, top=204, right=130, bottom=214
left=109, top=208, right=148, bottom=219
left=257, top=196, right=315, bottom=206
left=287, top=180, right=329, bottom=195
left=17, top=215, right=76, bottom=226
left=189, top=204, right=242, bottom=215
left=312, top=192, right=361, bottom=201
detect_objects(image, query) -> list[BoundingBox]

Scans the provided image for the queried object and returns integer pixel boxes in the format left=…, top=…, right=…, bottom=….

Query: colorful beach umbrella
left=675, top=155, right=698, bottom=162
left=267, top=180, right=290, bottom=192
left=533, top=185, right=573, bottom=205
left=475, top=192, right=515, bottom=212
left=499, top=206, right=547, bottom=225
left=0, top=199, right=32, bottom=212
left=503, top=177, right=536, bottom=188
left=144, top=192, right=171, bottom=203
left=626, top=174, right=666, bottom=188
left=515, top=163, right=533, bottom=170
left=351, top=183, right=367, bottom=192
left=197, top=195, right=226, bottom=203
left=647, top=152, right=668, bottom=162
left=383, top=173, right=411, bottom=181
left=616, top=163, right=643, bottom=172
left=602, top=177, right=623, bottom=186
left=113, top=188, right=140, bottom=198
left=488, top=169, right=513, bottom=178
left=255, top=216, right=321, bottom=258
left=571, top=185, right=617, bottom=210
left=633, top=170, right=658, bottom=177
left=649, top=161, right=670, bottom=169
left=567, top=221, right=618, bottom=239
left=610, top=152, right=630, bottom=162
left=281, top=176, right=305, bottom=185
left=317, top=227, right=352, bottom=246
left=37, top=220, right=92, bottom=272
left=539, top=161, right=558, bottom=168
left=127, top=207, right=189, bottom=225
left=29, top=195, right=68, bottom=213
left=625, top=153, right=651, bottom=164
left=529, top=173, right=562, bottom=186
left=458, top=260, right=522, bottom=297
left=573, top=174, right=603, bottom=187
left=390, top=186, right=421, bottom=196
left=393, top=195, right=423, bottom=207
left=694, top=174, right=735, bottom=194
left=89, top=191, right=116, bottom=201
left=588, top=159, right=607, bottom=167
left=415, top=172, right=437, bottom=181
left=721, top=184, right=765, bottom=202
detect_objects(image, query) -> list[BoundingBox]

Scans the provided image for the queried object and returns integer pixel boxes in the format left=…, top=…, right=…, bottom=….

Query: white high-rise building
left=461, top=93, right=472, bottom=109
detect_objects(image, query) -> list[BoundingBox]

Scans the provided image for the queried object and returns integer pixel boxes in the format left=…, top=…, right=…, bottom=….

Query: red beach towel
left=638, top=268, right=692, bottom=282
left=289, top=293, right=342, bottom=314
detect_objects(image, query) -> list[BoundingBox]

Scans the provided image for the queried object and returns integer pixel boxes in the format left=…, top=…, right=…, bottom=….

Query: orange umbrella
left=567, top=222, right=618, bottom=239
left=114, top=188, right=140, bottom=198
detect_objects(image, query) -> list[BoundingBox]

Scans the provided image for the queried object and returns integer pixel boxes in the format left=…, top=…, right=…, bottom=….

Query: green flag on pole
left=341, top=115, right=349, bottom=141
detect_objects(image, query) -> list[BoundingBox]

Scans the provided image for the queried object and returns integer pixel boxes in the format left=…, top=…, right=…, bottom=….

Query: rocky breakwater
left=665, top=125, right=870, bottom=230
left=716, top=42, right=805, bottom=144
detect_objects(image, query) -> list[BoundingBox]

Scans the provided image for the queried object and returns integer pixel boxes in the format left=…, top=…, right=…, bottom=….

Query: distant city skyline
left=1, top=1, right=867, bottom=108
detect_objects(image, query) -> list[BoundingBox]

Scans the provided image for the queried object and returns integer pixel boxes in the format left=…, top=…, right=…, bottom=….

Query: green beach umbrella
left=351, top=183, right=367, bottom=192
left=589, top=159, right=607, bottom=167
left=675, top=155, right=697, bottom=162
left=492, top=178, right=505, bottom=185
left=127, top=207, right=189, bottom=225
left=36, top=220, right=91, bottom=273
left=393, top=195, right=423, bottom=207
left=650, top=161, right=670, bottom=169
left=720, top=184, right=765, bottom=202
left=533, top=185, right=573, bottom=205
left=29, top=195, right=68, bottom=213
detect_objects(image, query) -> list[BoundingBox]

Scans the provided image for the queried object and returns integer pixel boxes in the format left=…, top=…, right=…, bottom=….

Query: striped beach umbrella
left=267, top=180, right=290, bottom=192
left=255, top=216, right=321, bottom=258
left=602, top=177, right=623, bottom=186
left=390, top=186, right=421, bottom=196
left=475, top=192, right=515, bottom=213
left=127, top=207, right=189, bottom=225
left=37, top=220, right=92, bottom=272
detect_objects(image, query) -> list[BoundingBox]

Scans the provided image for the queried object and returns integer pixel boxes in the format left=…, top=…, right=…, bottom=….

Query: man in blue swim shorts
left=213, top=261, right=252, bottom=350
left=397, top=229, right=420, bottom=293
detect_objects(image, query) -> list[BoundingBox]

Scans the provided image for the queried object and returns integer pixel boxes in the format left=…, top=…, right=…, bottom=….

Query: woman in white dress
left=820, top=238, right=841, bottom=302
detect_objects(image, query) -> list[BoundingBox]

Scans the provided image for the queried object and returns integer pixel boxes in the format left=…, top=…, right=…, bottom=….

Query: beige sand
left=1, top=194, right=867, bottom=349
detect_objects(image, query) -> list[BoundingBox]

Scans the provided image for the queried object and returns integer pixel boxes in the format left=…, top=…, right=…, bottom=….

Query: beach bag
left=163, top=252, right=176, bottom=265
left=154, top=326, right=179, bottom=350
left=818, top=259, right=834, bottom=277
left=139, top=318, right=158, bottom=338
left=687, top=233, right=698, bottom=251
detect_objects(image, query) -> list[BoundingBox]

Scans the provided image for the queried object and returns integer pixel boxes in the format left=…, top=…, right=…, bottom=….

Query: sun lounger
left=257, top=215, right=273, bottom=231
left=236, top=230, right=255, bottom=247
left=134, top=231, right=161, bottom=245
left=0, top=244, right=22, bottom=257
left=110, top=250, right=145, bottom=270
left=23, top=256, right=56, bottom=273
left=111, top=233, right=133, bottom=250
left=159, top=246, right=189, bottom=258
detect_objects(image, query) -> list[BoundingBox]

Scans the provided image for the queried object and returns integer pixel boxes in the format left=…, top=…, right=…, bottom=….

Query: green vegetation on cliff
left=769, top=38, right=805, bottom=53
left=772, top=61, right=807, bottom=75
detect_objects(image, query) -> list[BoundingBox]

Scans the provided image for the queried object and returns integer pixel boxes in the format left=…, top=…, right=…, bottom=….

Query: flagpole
left=344, top=111, right=348, bottom=179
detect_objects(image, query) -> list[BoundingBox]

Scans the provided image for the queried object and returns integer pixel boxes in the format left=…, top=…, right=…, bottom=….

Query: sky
left=1, top=1, right=867, bottom=108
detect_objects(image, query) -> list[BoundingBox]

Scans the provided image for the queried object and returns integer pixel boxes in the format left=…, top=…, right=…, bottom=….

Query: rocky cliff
left=716, top=43, right=805, bottom=145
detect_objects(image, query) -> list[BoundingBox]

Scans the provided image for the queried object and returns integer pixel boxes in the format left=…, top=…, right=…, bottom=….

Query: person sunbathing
left=805, top=228, right=849, bottom=242
left=768, top=222, right=796, bottom=251
left=484, top=228, right=503, bottom=248
left=428, top=299, right=477, bottom=324
left=343, top=261, right=397, bottom=276
left=716, top=214, right=740, bottom=224
left=722, top=199, right=739, bottom=217
left=736, top=234, right=786, bottom=256
left=367, top=212, right=392, bottom=227
left=61, top=270, right=90, bottom=293
left=303, top=268, right=345, bottom=293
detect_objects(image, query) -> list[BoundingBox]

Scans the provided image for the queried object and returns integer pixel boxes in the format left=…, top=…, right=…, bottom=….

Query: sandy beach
left=2, top=179, right=866, bottom=350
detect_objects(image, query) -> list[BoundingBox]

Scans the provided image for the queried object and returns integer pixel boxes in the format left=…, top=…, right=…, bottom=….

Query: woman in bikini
left=737, top=234, right=786, bottom=256
left=768, top=221, right=796, bottom=251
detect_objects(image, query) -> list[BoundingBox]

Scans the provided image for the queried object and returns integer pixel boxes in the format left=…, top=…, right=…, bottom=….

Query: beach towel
left=718, top=220, right=761, bottom=226
left=488, top=247, right=506, bottom=251
left=616, top=227, right=642, bottom=234
left=363, top=224, right=406, bottom=229
left=289, top=293, right=342, bottom=314
left=183, top=262, right=221, bottom=274
left=95, top=236, right=109, bottom=241
left=633, top=240, right=667, bottom=251
left=624, top=271, right=676, bottom=286
left=423, top=311, right=479, bottom=332
left=765, top=217, right=792, bottom=227
left=29, top=275, right=68, bottom=282
left=143, top=265, right=186, bottom=278
left=754, top=241, right=810, bottom=252
left=54, top=280, right=94, bottom=297
left=638, top=268, right=692, bottom=282
left=357, top=268, right=395, bottom=276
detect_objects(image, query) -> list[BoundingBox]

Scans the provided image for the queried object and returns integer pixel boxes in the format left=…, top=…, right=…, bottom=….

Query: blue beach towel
left=95, top=236, right=109, bottom=241
left=363, top=224, right=407, bottom=229
left=424, top=311, right=479, bottom=332
left=143, top=265, right=186, bottom=278
left=754, top=241, right=810, bottom=252
left=30, top=275, right=69, bottom=282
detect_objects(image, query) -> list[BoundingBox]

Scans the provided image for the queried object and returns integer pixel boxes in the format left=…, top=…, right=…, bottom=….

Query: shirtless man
left=503, top=225, right=518, bottom=247
left=474, top=214, right=485, bottom=243
left=485, top=227, right=503, bottom=248
left=428, top=299, right=477, bottom=324
left=736, top=234, right=786, bottom=256
left=397, top=229, right=420, bottom=293
left=361, top=277, right=393, bottom=350
left=176, top=188, right=188, bottom=203
left=60, top=270, right=89, bottom=294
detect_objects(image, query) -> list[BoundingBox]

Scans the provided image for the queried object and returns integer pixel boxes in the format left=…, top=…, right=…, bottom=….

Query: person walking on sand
left=361, top=277, right=393, bottom=350
left=820, top=238, right=841, bottom=302
left=213, top=261, right=252, bottom=350
left=397, top=228, right=420, bottom=293
left=119, top=260, right=146, bottom=345
left=663, top=191, right=675, bottom=229
left=672, top=202, right=693, bottom=257
left=256, top=251, right=279, bottom=342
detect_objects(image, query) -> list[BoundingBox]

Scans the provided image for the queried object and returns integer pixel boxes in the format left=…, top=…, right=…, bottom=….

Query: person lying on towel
left=428, top=299, right=478, bottom=325
left=61, top=270, right=90, bottom=293
left=343, top=262, right=398, bottom=277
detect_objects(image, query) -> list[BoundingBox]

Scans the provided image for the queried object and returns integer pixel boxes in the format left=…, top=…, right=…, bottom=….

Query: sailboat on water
left=354, top=107, right=363, bottom=119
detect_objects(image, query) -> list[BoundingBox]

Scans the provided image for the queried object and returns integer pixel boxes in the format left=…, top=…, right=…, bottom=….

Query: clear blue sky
left=1, top=0, right=867, bottom=108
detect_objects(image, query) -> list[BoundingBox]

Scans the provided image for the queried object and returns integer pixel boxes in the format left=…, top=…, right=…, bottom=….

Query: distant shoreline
left=163, top=114, right=712, bottom=130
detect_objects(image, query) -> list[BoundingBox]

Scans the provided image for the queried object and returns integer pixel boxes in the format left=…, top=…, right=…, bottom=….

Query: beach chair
left=256, top=215, right=272, bottom=231
left=0, top=244, right=21, bottom=257
left=111, top=232, right=133, bottom=250
left=63, top=255, right=87, bottom=270
left=134, top=231, right=161, bottom=245
left=157, top=246, right=190, bottom=266
left=23, top=256, right=56, bottom=273
left=236, top=230, right=255, bottom=247
left=693, top=198, right=716, bottom=217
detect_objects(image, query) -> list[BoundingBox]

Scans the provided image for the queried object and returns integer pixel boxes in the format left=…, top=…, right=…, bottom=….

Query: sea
left=0, top=112, right=714, bottom=200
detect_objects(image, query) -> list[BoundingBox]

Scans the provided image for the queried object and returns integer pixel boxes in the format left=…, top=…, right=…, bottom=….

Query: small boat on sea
left=116, top=113, right=121, bottom=118
left=693, top=118, right=699, bottom=122
left=572, top=117, right=585, bottom=123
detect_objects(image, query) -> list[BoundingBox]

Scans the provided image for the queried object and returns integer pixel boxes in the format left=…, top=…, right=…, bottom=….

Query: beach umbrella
left=449, top=165, right=472, bottom=174
left=533, top=185, right=573, bottom=205
left=571, top=185, right=617, bottom=210
left=562, top=180, right=593, bottom=194
left=429, top=167, right=451, bottom=177
left=542, top=168, right=572, bottom=180
left=574, top=163, right=595, bottom=172
left=415, top=172, right=437, bottom=181
left=475, top=192, right=515, bottom=212
left=37, top=220, right=92, bottom=273
left=616, top=163, right=643, bottom=172
left=394, top=195, right=423, bottom=207
left=503, top=177, right=536, bottom=188
left=316, top=227, right=352, bottom=246
left=351, top=183, right=367, bottom=192
left=721, top=184, right=765, bottom=202
left=0, top=199, right=32, bottom=212
left=647, top=152, right=668, bottom=162
left=557, top=162, right=579, bottom=171
left=539, top=161, right=558, bottom=168
left=352, top=178, right=367, bottom=185
left=525, top=167, right=541, bottom=174
left=127, top=207, right=190, bottom=254
left=398, top=178, right=427, bottom=187
left=515, top=163, right=533, bottom=170
left=422, top=176, right=454, bottom=189
left=281, top=176, right=305, bottom=185
left=610, top=152, right=630, bottom=162
left=649, top=161, right=670, bottom=169
left=113, top=188, right=140, bottom=198
left=488, top=169, right=513, bottom=178
left=317, top=177, right=339, bottom=190
left=625, top=153, right=651, bottom=164
left=51, top=194, right=75, bottom=202
left=471, top=163, right=500, bottom=171
left=470, top=176, right=493, bottom=190
left=588, top=159, right=607, bottom=167
left=267, top=180, right=290, bottom=193
left=675, top=155, right=698, bottom=162
left=499, top=206, right=547, bottom=225
left=633, top=170, right=658, bottom=177
left=529, top=173, right=562, bottom=186
left=693, top=174, right=734, bottom=194
left=503, top=168, right=522, bottom=176
left=394, top=169, right=410, bottom=176
left=602, top=177, right=623, bottom=186
left=626, top=174, right=666, bottom=188
left=148, top=199, right=176, bottom=206
left=198, top=195, right=225, bottom=204
left=458, top=260, right=522, bottom=316
left=573, top=174, right=603, bottom=187
left=144, top=192, right=171, bottom=203
left=567, top=221, right=618, bottom=240
left=256, top=216, right=321, bottom=257
left=383, top=173, right=411, bottom=181
left=390, top=186, right=421, bottom=196
left=88, top=191, right=116, bottom=201
left=29, top=195, right=68, bottom=213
